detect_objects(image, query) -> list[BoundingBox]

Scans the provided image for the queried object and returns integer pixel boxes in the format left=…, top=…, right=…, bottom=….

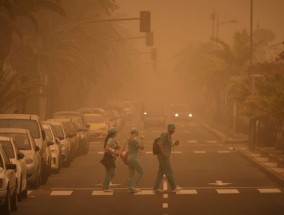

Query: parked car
left=0, top=114, right=53, bottom=184
left=84, top=114, right=108, bottom=140
left=0, top=144, right=17, bottom=214
left=42, top=123, right=62, bottom=174
left=46, top=120, right=72, bottom=166
left=0, top=128, right=41, bottom=189
left=0, top=136, right=27, bottom=201
left=53, top=111, right=89, bottom=154
left=49, top=118, right=78, bottom=160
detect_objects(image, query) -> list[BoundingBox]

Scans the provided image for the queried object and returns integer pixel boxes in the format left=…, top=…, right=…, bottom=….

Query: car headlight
left=25, top=157, right=33, bottom=164
left=175, top=113, right=179, bottom=117
left=189, top=113, right=193, bottom=118
left=144, top=112, right=147, bottom=115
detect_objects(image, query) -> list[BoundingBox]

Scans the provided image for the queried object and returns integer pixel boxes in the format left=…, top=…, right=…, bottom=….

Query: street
left=15, top=117, right=284, bottom=215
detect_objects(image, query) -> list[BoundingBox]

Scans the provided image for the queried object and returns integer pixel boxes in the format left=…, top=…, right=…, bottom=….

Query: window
left=51, top=124, right=64, bottom=139
left=44, top=128, right=53, bottom=142
left=0, top=140, right=15, bottom=159
left=0, top=133, right=31, bottom=150
left=0, top=119, right=40, bottom=138
left=85, top=115, right=105, bottom=123
left=0, top=154, right=3, bottom=168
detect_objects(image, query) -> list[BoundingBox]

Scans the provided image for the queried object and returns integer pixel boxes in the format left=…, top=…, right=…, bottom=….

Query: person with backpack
left=127, top=127, right=144, bottom=193
left=100, top=127, right=120, bottom=192
left=153, top=123, right=182, bottom=193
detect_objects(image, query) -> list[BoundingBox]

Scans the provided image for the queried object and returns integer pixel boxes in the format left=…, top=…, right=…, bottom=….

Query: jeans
left=103, top=167, right=116, bottom=189
left=153, top=154, right=176, bottom=190
left=128, top=158, right=143, bottom=189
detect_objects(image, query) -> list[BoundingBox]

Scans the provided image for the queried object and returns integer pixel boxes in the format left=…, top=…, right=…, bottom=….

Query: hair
left=104, top=132, right=116, bottom=148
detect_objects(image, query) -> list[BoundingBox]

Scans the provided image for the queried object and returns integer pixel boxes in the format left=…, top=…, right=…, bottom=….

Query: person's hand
left=174, top=140, right=180, bottom=146
left=114, top=152, right=120, bottom=157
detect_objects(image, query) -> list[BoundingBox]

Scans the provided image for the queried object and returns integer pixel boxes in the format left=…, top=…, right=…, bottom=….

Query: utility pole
left=210, top=11, right=217, bottom=41
left=250, top=0, right=253, bottom=66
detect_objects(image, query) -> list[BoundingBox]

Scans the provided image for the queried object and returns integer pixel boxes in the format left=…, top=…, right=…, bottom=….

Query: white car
left=42, top=123, right=61, bottom=173
left=0, top=114, right=52, bottom=184
left=46, top=120, right=72, bottom=166
left=0, top=136, right=27, bottom=201
left=0, top=128, right=42, bottom=189
left=0, top=145, right=17, bottom=214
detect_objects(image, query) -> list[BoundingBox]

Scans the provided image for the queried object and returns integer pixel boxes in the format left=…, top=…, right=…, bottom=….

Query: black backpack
left=153, top=136, right=161, bottom=155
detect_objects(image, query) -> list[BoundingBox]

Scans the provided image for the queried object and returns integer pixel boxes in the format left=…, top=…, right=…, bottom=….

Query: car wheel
left=0, top=188, right=11, bottom=215
left=11, top=187, right=17, bottom=211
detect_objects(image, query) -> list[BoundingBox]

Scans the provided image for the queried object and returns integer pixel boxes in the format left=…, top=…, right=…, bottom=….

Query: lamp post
left=216, top=18, right=237, bottom=40
left=250, top=0, right=254, bottom=66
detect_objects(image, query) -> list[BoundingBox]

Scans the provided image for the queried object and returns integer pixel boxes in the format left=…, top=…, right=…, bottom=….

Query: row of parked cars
left=0, top=111, right=91, bottom=215
left=0, top=104, right=131, bottom=215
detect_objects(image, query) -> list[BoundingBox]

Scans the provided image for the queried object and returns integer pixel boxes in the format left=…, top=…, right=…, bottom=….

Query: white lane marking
left=209, top=180, right=232, bottom=186
left=216, top=189, right=240, bottom=194
left=134, top=190, right=154, bottom=195
left=258, top=188, right=282, bottom=194
left=218, top=151, right=231, bottom=154
left=28, top=190, right=32, bottom=195
left=163, top=194, right=168, bottom=199
left=163, top=180, right=168, bottom=191
left=145, top=151, right=153, bottom=154
left=194, top=151, right=207, bottom=154
left=172, top=151, right=182, bottom=154
left=187, top=140, right=198, bottom=144
left=163, top=203, right=168, bottom=209
left=207, top=140, right=217, bottom=143
left=50, top=191, right=73, bottom=196
left=92, top=191, right=113, bottom=196
left=176, top=190, right=198, bottom=195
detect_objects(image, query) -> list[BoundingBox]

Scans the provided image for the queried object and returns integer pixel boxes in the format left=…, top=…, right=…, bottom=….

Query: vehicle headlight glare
left=144, top=112, right=147, bottom=115
left=189, top=113, right=193, bottom=118
left=175, top=113, right=179, bottom=117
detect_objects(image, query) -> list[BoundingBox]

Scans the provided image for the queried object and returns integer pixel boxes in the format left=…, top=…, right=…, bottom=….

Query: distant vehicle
left=0, top=114, right=52, bottom=185
left=53, top=111, right=89, bottom=154
left=46, top=120, right=72, bottom=166
left=0, top=128, right=41, bottom=189
left=0, top=136, right=27, bottom=201
left=42, top=123, right=62, bottom=174
left=169, top=104, right=193, bottom=122
left=84, top=114, right=108, bottom=140
left=0, top=144, right=17, bottom=214
left=142, top=105, right=167, bottom=128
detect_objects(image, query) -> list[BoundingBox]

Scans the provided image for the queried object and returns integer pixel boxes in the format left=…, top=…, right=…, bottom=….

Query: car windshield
left=0, top=133, right=31, bottom=150
left=85, top=115, right=104, bottom=123
left=0, top=119, right=40, bottom=138
left=51, top=124, right=65, bottom=139
left=44, top=129, right=53, bottom=142
left=0, top=140, right=15, bottom=159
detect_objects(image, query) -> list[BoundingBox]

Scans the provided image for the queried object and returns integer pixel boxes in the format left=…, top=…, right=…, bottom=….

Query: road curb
left=238, top=149, right=284, bottom=186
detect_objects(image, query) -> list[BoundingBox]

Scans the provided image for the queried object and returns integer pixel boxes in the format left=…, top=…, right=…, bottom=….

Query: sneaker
left=172, top=186, right=182, bottom=193
left=153, top=189, right=164, bottom=194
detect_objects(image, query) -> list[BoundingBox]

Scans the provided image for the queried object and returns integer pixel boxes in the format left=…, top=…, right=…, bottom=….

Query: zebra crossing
left=27, top=188, right=283, bottom=197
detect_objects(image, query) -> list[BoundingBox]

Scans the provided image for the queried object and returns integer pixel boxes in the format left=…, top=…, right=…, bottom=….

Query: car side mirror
left=6, top=163, right=17, bottom=170
left=47, top=141, right=54, bottom=147
left=35, top=146, right=40, bottom=152
left=17, top=152, right=25, bottom=160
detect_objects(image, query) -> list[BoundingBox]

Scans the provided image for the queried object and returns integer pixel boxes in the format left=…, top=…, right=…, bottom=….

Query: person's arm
left=105, top=141, right=119, bottom=156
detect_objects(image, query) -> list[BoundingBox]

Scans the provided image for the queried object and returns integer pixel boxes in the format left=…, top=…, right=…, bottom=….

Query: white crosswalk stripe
left=193, top=151, right=207, bottom=154
left=92, top=191, right=113, bottom=196
left=50, top=191, right=73, bottom=196
left=216, top=189, right=240, bottom=194
left=176, top=190, right=198, bottom=195
left=258, top=188, right=282, bottom=194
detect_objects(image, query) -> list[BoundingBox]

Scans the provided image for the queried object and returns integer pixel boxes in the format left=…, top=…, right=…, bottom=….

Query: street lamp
left=216, top=18, right=237, bottom=40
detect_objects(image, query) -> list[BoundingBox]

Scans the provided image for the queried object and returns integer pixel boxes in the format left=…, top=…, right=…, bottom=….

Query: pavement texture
left=205, top=122, right=284, bottom=186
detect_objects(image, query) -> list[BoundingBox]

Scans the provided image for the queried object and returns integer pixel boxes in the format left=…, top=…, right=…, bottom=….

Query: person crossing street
left=153, top=123, right=182, bottom=193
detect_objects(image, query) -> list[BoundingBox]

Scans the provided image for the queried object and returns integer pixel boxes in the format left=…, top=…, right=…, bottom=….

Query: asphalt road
left=15, top=115, right=284, bottom=215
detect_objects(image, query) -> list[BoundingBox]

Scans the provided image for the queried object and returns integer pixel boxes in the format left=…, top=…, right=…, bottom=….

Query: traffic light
left=140, top=11, right=151, bottom=32
left=145, top=31, right=154, bottom=46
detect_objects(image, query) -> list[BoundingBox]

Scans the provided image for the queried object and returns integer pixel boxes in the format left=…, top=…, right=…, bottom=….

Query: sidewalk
left=205, top=122, right=284, bottom=186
